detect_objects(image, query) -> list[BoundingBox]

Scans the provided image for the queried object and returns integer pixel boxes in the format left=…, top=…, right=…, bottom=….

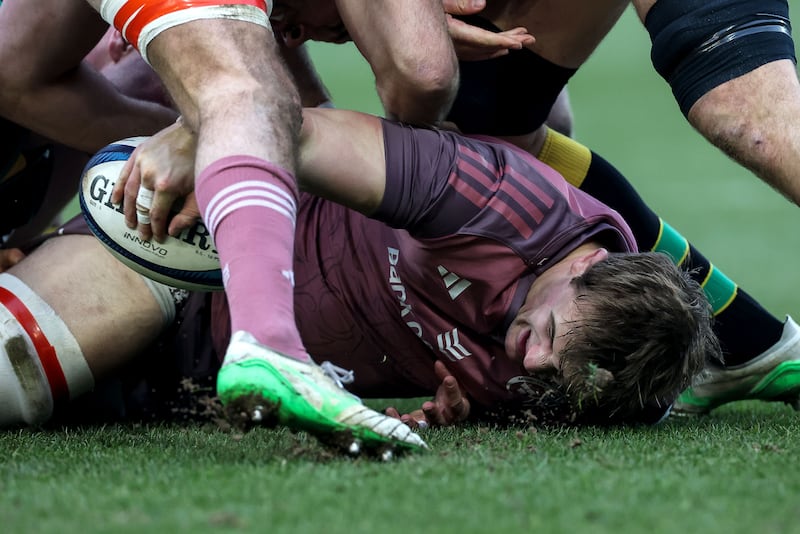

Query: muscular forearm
left=0, top=62, right=177, bottom=153
left=0, top=0, right=177, bottom=153
left=280, top=43, right=334, bottom=108
left=338, top=0, right=459, bottom=126
left=377, top=71, right=458, bottom=126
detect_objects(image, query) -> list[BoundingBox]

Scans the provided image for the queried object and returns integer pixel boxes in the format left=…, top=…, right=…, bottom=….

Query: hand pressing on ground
left=385, top=360, right=471, bottom=429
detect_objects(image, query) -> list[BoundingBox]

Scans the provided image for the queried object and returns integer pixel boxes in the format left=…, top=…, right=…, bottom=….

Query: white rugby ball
left=79, top=137, right=223, bottom=291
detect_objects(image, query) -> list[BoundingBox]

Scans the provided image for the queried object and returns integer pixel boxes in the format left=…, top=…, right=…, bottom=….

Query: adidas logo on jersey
left=437, top=328, right=472, bottom=360
left=438, top=265, right=471, bottom=300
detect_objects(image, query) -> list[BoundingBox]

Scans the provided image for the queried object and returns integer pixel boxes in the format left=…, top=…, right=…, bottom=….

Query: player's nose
left=523, top=348, right=558, bottom=376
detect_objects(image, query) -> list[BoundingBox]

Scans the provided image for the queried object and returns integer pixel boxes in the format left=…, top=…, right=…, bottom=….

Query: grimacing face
left=504, top=246, right=608, bottom=383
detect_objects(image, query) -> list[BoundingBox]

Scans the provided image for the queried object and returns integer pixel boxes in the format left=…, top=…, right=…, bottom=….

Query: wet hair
left=557, top=251, right=721, bottom=423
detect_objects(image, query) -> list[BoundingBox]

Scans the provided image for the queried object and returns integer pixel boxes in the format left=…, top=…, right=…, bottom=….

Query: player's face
left=504, top=246, right=608, bottom=382
left=271, top=0, right=350, bottom=47
left=505, top=274, right=579, bottom=382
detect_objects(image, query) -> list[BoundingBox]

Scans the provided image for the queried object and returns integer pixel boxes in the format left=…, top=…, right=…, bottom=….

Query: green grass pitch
left=4, top=6, right=800, bottom=533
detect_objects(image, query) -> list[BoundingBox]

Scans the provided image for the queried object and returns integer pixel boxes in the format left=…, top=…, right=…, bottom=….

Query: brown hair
left=557, top=252, right=721, bottom=424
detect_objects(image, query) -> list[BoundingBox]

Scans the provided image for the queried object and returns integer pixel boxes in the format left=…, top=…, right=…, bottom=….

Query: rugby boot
left=217, top=331, right=428, bottom=456
left=672, top=315, right=800, bottom=415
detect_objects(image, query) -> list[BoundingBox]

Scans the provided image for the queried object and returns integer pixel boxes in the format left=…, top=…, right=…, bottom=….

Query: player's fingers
left=167, top=193, right=202, bottom=237
left=433, top=359, right=451, bottom=380
left=0, top=248, right=25, bottom=272
left=501, top=27, right=536, bottom=40
left=123, top=164, right=143, bottom=230
left=442, top=376, right=470, bottom=420
left=449, top=18, right=529, bottom=48
left=146, top=189, right=178, bottom=242
left=405, top=408, right=427, bottom=424
left=384, top=406, right=402, bottom=419
left=442, top=376, right=462, bottom=404
left=490, top=31, right=533, bottom=50
left=112, top=153, right=136, bottom=205
left=422, top=400, right=454, bottom=426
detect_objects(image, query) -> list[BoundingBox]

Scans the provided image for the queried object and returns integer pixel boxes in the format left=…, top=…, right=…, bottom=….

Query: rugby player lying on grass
left=0, top=107, right=720, bottom=440
left=437, top=0, right=800, bottom=417
left=272, top=0, right=800, bottom=419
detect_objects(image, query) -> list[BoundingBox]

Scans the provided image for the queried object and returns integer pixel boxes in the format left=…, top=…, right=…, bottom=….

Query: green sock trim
left=701, top=264, right=738, bottom=315
left=651, top=219, right=689, bottom=265
left=651, top=219, right=736, bottom=315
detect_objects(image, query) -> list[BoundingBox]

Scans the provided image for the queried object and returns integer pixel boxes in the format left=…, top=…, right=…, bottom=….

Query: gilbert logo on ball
left=79, top=137, right=223, bottom=291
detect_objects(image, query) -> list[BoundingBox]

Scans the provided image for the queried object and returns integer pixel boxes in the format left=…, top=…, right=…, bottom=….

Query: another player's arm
left=0, top=1, right=176, bottom=153
left=336, top=0, right=458, bottom=126
left=279, top=43, right=334, bottom=109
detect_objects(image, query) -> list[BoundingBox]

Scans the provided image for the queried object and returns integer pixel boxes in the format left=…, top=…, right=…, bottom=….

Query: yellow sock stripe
left=700, top=264, right=738, bottom=316
left=536, top=128, right=591, bottom=188
left=1, top=154, right=26, bottom=183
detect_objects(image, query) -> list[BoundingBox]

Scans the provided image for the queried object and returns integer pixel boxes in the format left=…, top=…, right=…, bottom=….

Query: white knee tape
left=0, top=273, right=93, bottom=426
left=0, top=324, right=53, bottom=426
left=100, top=0, right=271, bottom=65
left=140, top=275, right=188, bottom=326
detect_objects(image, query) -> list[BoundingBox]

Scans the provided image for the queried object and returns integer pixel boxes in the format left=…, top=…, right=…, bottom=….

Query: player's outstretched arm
left=297, top=108, right=388, bottom=214
left=108, top=108, right=389, bottom=236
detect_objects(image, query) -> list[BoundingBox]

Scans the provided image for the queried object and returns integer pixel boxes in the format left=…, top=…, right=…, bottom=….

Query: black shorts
left=446, top=16, right=577, bottom=136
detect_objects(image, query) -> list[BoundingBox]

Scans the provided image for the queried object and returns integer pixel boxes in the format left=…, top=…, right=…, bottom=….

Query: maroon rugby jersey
left=215, top=119, right=636, bottom=409
left=290, top=120, right=636, bottom=409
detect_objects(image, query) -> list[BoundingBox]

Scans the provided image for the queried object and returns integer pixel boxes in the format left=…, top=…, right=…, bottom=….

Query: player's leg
left=638, top=0, right=800, bottom=206
left=0, top=229, right=175, bottom=427
left=688, top=60, right=800, bottom=206
left=94, top=1, right=424, bottom=453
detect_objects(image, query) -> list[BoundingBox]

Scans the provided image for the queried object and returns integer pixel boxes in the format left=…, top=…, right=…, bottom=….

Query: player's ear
left=569, top=247, right=608, bottom=276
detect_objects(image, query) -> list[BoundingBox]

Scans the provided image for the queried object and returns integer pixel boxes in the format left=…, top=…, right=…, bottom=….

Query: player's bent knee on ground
left=0, top=273, right=91, bottom=426
left=0, top=231, right=189, bottom=427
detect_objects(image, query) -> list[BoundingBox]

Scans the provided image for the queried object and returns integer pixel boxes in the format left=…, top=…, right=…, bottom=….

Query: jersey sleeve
left=372, top=119, right=478, bottom=237
left=372, top=119, right=636, bottom=260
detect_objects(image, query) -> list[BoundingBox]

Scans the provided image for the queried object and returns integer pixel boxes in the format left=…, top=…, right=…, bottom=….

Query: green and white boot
left=217, top=331, right=427, bottom=457
left=672, top=316, right=800, bottom=415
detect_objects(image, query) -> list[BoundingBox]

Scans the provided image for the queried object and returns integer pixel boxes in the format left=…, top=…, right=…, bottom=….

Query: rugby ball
left=79, top=137, right=223, bottom=291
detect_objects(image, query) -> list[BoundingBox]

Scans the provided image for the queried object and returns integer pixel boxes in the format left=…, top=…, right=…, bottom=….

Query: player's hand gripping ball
left=79, top=137, right=223, bottom=291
